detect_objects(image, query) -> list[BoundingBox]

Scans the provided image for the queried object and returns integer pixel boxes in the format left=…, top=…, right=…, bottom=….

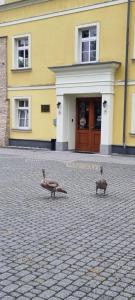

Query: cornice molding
left=49, top=61, right=121, bottom=74
left=0, top=0, right=128, bottom=26
left=0, top=0, right=50, bottom=11
left=7, top=80, right=135, bottom=91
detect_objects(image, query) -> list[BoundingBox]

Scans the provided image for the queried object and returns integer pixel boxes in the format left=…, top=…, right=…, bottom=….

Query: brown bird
left=41, top=169, right=67, bottom=197
left=96, top=166, right=107, bottom=194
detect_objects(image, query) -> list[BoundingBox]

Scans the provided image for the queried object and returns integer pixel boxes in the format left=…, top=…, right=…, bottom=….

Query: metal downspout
left=122, top=0, right=131, bottom=153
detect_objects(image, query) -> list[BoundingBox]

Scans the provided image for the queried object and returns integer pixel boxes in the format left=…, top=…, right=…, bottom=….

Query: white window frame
left=131, top=94, right=135, bottom=134
left=12, top=96, right=31, bottom=130
left=12, top=34, right=31, bottom=69
left=75, top=23, right=100, bottom=64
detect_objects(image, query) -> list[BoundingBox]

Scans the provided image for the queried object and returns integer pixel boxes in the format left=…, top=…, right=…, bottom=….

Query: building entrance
left=76, top=98, right=101, bottom=152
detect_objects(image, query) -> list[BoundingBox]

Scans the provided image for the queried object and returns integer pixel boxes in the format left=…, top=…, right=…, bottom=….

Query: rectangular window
left=81, top=26, right=97, bottom=63
left=13, top=34, right=31, bottom=69
left=75, top=23, right=99, bottom=64
left=13, top=97, right=31, bottom=129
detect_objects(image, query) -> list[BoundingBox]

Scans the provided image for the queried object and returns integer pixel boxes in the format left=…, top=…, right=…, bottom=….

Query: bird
left=41, top=169, right=67, bottom=197
left=96, top=166, right=107, bottom=194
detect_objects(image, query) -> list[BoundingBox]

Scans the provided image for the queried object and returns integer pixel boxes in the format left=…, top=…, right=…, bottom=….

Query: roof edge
left=0, top=0, right=50, bottom=11
left=49, top=61, right=121, bottom=72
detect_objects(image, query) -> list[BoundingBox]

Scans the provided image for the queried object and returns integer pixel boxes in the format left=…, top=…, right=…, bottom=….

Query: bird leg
left=51, top=191, right=56, bottom=198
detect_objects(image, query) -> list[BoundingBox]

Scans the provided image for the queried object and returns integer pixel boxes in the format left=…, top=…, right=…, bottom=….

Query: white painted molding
left=0, top=0, right=127, bottom=27
left=50, top=62, right=120, bottom=96
left=8, top=84, right=55, bottom=91
left=0, top=0, right=5, bottom=5
left=7, top=80, right=135, bottom=91
left=115, top=80, right=135, bottom=86
left=131, top=94, right=135, bottom=134
left=0, top=0, right=49, bottom=10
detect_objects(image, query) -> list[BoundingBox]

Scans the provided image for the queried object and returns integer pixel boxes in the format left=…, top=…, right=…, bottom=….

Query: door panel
left=76, top=98, right=101, bottom=153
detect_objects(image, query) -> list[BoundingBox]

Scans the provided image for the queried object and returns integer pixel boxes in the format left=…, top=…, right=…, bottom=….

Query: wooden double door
left=75, top=98, right=101, bottom=153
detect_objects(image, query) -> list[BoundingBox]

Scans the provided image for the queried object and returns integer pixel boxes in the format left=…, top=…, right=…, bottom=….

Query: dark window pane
left=94, top=102, right=101, bottom=129
left=19, top=101, right=24, bottom=107
left=18, top=39, right=25, bottom=47
left=82, top=52, right=89, bottom=62
left=90, top=51, right=96, bottom=61
left=90, top=26, right=97, bottom=37
left=24, top=100, right=28, bottom=107
left=25, top=49, right=29, bottom=67
left=82, top=30, right=89, bottom=38
left=82, top=42, right=89, bottom=51
left=90, top=41, right=96, bottom=51
left=25, top=58, right=28, bottom=67
left=24, top=38, right=28, bottom=46
left=18, top=50, right=24, bottom=57
left=25, top=49, right=28, bottom=58
left=78, top=102, right=89, bottom=129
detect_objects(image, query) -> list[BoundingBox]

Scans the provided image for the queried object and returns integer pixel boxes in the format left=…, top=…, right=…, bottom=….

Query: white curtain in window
left=18, top=109, right=29, bottom=127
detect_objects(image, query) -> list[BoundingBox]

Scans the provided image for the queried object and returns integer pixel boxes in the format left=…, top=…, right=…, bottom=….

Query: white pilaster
left=67, top=95, right=76, bottom=150
left=0, top=0, right=5, bottom=5
left=56, top=95, right=68, bottom=150
left=100, top=93, right=114, bottom=154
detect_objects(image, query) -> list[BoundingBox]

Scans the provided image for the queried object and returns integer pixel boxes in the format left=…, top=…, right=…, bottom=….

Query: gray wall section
left=0, top=36, right=9, bottom=147
left=112, top=145, right=135, bottom=155
left=9, top=139, right=54, bottom=150
left=56, top=142, right=68, bottom=151
left=100, top=145, right=112, bottom=155
left=9, top=139, right=135, bottom=155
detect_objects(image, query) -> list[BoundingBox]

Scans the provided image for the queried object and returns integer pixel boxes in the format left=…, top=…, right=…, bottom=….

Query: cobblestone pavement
left=0, top=148, right=135, bottom=300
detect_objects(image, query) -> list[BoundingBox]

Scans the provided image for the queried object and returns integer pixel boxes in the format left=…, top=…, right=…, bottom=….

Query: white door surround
left=49, top=61, right=121, bottom=154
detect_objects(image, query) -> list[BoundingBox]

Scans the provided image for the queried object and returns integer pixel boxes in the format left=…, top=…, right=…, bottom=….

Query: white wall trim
left=0, top=0, right=127, bottom=27
left=115, top=80, right=135, bottom=86
left=0, top=0, right=5, bottom=5
left=7, top=80, right=135, bottom=91
left=0, top=0, right=49, bottom=11
left=8, top=84, right=55, bottom=91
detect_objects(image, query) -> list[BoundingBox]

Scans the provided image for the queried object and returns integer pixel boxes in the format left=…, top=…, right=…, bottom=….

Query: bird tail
left=56, top=187, right=67, bottom=194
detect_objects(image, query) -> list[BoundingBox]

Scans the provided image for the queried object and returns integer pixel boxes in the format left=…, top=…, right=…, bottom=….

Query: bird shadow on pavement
left=93, top=193, right=109, bottom=198
left=40, top=195, right=69, bottom=200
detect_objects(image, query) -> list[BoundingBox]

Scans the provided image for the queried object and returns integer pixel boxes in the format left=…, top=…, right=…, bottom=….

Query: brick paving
left=0, top=148, right=135, bottom=299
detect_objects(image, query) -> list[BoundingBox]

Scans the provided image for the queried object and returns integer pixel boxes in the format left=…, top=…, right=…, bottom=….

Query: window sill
left=11, top=128, right=32, bottom=132
left=129, top=132, right=135, bottom=136
left=11, top=68, right=32, bottom=72
left=132, top=58, right=135, bottom=62
left=79, top=60, right=98, bottom=64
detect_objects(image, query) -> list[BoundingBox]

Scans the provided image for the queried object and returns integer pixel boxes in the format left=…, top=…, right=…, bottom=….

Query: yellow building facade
left=0, top=0, right=135, bottom=154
